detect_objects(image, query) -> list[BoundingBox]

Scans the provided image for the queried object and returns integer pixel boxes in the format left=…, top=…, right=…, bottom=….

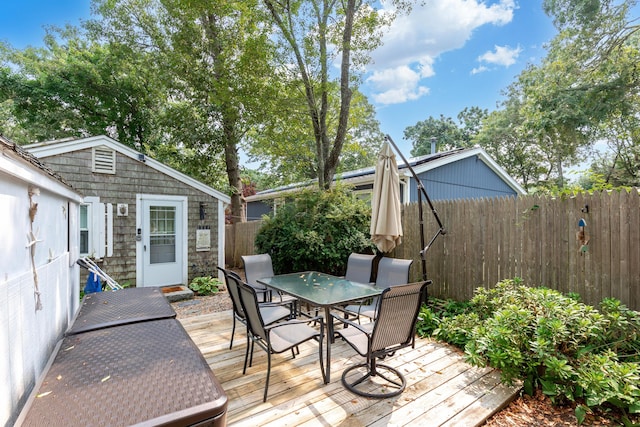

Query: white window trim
left=80, top=196, right=113, bottom=259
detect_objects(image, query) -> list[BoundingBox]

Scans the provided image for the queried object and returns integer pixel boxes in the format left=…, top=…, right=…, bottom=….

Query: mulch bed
left=484, top=389, right=638, bottom=426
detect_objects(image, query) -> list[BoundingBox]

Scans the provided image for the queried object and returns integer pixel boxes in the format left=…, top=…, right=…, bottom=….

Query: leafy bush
left=188, top=276, right=220, bottom=295
left=423, top=278, right=640, bottom=421
left=416, top=298, right=472, bottom=342
left=255, top=184, right=375, bottom=275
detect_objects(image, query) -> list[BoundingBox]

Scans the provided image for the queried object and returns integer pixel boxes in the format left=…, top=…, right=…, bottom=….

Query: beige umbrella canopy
left=370, top=142, right=403, bottom=253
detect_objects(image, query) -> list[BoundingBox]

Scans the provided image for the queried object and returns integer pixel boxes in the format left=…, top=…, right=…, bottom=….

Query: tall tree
left=94, top=0, right=277, bottom=223
left=457, top=106, right=489, bottom=148
left=518, top=0, right=640, bottom=187
left=0, top=29, right=164, bottom=147
left=404, top=114, right=462, bottom=156
left=262, top=0, right=409, bottom=189
left=245, top=81, right=384, bottom=187
left=473, top=87, right=549, bottom=191
left=592, top=110, right=640, bottom=187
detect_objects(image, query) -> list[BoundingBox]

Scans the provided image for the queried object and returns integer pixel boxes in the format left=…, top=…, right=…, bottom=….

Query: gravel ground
left=170, top=269, right=240, bottom=319
left=170, top=289, right=233, bottom=319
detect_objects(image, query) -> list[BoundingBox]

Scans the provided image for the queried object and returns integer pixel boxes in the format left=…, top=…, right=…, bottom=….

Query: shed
left=245, top=146, right=526, bottom=220
left=26, top=135, right=231, bottom=287
left=1, top=134, right=83, bottom=427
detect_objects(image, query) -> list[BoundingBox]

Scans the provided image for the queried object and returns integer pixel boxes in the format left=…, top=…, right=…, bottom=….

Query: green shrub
left=189, top=276, right=220, bottom=296
left=255, top=184, right=375, bottom=275
left=416, top=298, right=473, bottom=342
left=430, top=278, right=640, bottom=420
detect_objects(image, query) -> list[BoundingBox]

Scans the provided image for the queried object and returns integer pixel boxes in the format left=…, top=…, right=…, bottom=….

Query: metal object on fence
left=577, top=218, right=590, bottom=254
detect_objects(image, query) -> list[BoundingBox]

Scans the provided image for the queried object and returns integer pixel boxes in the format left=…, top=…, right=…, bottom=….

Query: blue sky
left=0, top=0, right=557, bottom=157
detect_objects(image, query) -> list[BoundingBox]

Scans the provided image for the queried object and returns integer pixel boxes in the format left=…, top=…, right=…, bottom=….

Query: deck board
left=180, top=311, right=520, bottom=426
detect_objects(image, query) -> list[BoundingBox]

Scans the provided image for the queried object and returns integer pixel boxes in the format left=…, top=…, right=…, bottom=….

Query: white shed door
left=140, top=199, right=185, bottom=287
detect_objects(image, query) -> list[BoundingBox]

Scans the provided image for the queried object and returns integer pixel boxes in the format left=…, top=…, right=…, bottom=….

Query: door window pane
left=150, top=206, right=176, bottom=264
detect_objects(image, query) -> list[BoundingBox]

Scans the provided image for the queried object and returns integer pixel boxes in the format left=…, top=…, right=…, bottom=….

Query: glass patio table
left=257, top=271, right=382, bottom=382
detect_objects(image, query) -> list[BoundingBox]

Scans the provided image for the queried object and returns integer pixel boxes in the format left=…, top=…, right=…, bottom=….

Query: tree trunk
left=224, top=138, right=243, bottom=224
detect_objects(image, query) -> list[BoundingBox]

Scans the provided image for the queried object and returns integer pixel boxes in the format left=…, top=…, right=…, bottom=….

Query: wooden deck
left=180, top=311, right=521, bottom=427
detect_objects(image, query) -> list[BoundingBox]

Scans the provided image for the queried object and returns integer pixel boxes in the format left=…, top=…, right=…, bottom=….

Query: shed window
left=353, top=189, right=373, bottom=205
left=92, top=146, right=116, bottom=174
left=80, top=204, right=90, bottom=254
left=79, top=197, right=113, bottom=258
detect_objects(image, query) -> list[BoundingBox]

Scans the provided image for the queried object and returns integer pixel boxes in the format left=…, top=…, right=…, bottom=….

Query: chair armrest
left=264, top=316, right=324, bottom=331
left=259, top=300, right=293, bottom=308
left=341, top=299, right=371, bottom=316
left=330, top=313, right=369, bottom=333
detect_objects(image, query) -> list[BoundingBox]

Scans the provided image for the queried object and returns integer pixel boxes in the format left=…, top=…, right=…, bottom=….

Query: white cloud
left=367, top=65, right=430, bottom=104
left=477, top=45, right=522, bottom=67
left=471, top=65, right=489, bottom=75
left=366, top=0, right=516, bottom=105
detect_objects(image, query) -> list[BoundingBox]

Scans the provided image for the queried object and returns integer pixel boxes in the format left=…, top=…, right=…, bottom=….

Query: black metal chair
left=217, top=266, right=291, bottom=350
left=237, top=280, right=326, bottom=402
left=344, top=257, right=413, bottom=320
left=332, top=281, right=427, bottom=398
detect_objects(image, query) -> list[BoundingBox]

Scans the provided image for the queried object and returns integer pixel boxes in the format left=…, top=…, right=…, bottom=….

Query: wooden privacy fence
left=394, top=189, right=640, bottom=311
left=225, top=220, right=262, bottom=268
left=225, top=189, right=640, bottom=311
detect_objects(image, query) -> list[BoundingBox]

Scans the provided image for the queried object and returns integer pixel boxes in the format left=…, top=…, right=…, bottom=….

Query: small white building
left=0, top=135, right=83, bottom=426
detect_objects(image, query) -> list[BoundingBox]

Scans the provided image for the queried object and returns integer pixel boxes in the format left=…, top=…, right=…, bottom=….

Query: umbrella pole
left=417, top=189, right=427, bottom=281
left=385, top=134, right=447, bottom=283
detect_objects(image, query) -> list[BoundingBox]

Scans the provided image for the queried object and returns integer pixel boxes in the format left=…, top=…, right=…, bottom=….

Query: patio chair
left=237, top=280, right=326, bottom=402
left=344, top=257, right=413, bottom=320
left=240, top=254, right=273, bottom=302
left=344, top=253, right=375, bottom=284
left=217, top=267, right=291, bottom=350
left=242, top=253, right=298, bottom=308
left=332, top=281, right=427, bottom=398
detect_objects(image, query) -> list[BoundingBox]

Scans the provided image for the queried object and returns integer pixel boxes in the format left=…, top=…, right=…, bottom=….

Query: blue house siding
left=244, top=147, right=524, bottom=220
left=412, top=156, right=518, bottom=201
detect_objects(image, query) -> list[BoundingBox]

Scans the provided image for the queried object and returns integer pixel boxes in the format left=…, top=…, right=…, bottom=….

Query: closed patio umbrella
left=370, top=142, right=402, bottom=253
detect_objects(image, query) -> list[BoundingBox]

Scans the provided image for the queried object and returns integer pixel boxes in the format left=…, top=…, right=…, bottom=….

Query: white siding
left=1, top=160, right=80, bottom=427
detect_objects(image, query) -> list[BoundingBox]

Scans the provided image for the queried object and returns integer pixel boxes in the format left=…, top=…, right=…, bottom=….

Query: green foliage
left=416, top=297, right=472, bottom=340
left=472, top=92, right=550, bottom=192
left=255, top=184, right=374, bottom=275
left=405, top=114, right=462, bottom=156
left=1, top=32, right=165, bottom=147
left=244, top=85, right=384, bottom=188
left=429, top=278, right=640, bottom=418
left=189, top=276, right=221, bottom=296
left=404, top=107, right=488, bottom=157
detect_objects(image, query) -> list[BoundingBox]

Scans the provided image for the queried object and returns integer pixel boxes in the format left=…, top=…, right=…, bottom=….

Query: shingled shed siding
left=40, top=148, right=221, bottom=286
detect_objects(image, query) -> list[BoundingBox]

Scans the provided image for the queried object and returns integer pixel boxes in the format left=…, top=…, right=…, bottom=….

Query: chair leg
left=318, top=330, right=327, bottom=384
left=230, top=316, right=236, bottom=350
left=242, top=335, right=250, bottom=375
left=249, top=339, right=255, bottom=367
left=263, top=352, right=272, bottom=402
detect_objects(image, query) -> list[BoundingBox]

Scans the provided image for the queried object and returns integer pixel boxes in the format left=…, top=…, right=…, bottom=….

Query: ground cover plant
left=417, top=278, right=640, bottom=425
left=188, top=276, right=221, bottom=296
